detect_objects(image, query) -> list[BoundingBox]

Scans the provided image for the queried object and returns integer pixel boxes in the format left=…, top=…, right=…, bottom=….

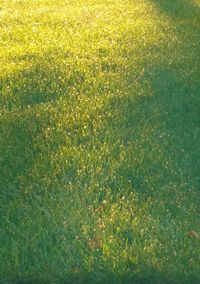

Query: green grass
left=0, top=0, right=200, bottom=283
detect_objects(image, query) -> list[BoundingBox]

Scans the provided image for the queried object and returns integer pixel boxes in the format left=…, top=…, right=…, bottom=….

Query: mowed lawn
left=0, top=0, right=200, bottom=283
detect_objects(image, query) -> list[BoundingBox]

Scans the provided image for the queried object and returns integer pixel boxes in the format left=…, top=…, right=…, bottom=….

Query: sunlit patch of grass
left=0, top=0, right=200, bottom=283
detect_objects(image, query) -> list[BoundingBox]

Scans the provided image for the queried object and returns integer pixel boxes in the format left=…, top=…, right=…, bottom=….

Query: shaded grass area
left=152, top=0, right=200, bottom=17
left=0, top=0, right=200, bottom=283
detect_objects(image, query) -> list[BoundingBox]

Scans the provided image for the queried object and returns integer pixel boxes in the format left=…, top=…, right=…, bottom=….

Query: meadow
left=0, top=0, right=200, bottom=283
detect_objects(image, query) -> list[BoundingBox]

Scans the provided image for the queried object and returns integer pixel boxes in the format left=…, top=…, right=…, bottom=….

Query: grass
left=0, top=0, right=200, bottom=283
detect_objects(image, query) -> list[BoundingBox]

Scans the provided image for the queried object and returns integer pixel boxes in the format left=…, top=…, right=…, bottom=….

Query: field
left=0, top=0, right=200, bottom=283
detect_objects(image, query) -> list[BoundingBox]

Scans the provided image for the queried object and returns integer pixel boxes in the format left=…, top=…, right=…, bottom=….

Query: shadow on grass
left=7, top=266, right=200, bottom=284
left=0, top=52, right=86, bottom=197
left=1, top=2, right=200, bottom=282
left=151, top=0, right=200, bottom=18
left=0, top=53, right=85, bottom=109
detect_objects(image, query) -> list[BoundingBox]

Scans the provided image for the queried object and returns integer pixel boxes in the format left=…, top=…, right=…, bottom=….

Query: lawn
left=0, top=0, right=200, bottom=283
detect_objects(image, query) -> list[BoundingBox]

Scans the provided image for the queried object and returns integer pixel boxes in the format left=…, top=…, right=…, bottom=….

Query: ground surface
left=0, top=0, right=200, bottom=283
